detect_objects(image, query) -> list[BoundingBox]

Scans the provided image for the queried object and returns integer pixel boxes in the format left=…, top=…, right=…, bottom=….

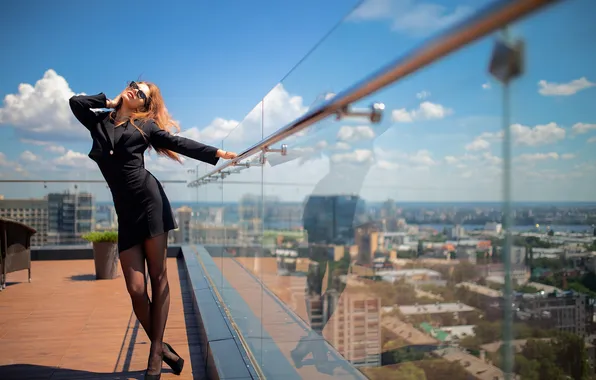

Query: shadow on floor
left=0, top=364, right=146, bottom=379
left=1, top=281, right=20, bottom=288
left=69, top=274, right=96, bottom=282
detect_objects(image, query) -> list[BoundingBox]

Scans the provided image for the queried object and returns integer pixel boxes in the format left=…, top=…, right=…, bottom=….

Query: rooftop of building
left=456, top=282, right=503, bottom=298
left=398, top=302, right=475, bottom=315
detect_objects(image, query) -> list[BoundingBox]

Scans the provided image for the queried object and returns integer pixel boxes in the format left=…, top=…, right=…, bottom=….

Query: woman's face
left=121, top=81, right=151, bottom=110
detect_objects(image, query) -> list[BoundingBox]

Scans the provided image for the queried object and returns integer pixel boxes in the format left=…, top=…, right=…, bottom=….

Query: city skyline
left=1, top=0, right=595, bottom=202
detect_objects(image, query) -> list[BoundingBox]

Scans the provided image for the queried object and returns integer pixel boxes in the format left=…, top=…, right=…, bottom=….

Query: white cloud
left=336, top=125, right=375, bottom=142
left=392, top=109, right=414, bottom=123
left=334, top=142, right=351, bottom=151
left=0, top=69, right=86, bottom=140
left=377, top=160, right=400, bottom=170
left=20, top=151, right=38, bottom=162
left=561, top=153, right=575, bottom=160
left=444, top=155, right=459, bottom=164
left=571, top=123, right=596, bottom=135
left=538, top=77, right=595, bottom=96
left=416, top=91, right=431, bottom=99
left=392, top=101, right=453, bottom=123
left=181, top=83, right=308, bottom=146
left=588, top=137, right=596, bottom=143
left=330, top=149, right=374, bottom=165
left=46, top=145, right=67, bottom=154
left=52, top=150, right=94, bottom=169
left=482, top=82, right=491, bottom=90
left=20, top=139, right=67, bottom=155
left=516, top=152, right=559, bottom=162
left=482, top=152, right=502, bottom=166
left=407, top=149, right=436, bottom=166
left=510, top=122, right=565, bottom=146
left=350, top=0, right=474, bottom=37
left=180, top=117, right=240, bottom=144
left=467, top=123, right=565, bottom=149
left=465, top=138, right=490, bottom=151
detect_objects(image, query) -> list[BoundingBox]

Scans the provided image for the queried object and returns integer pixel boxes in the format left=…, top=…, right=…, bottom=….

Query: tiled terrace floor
left=0, top=259, right=205, bottom=380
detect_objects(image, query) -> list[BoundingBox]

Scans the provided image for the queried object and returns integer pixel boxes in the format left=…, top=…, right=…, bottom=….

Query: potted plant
left=82, top=231, right=120, bottom=280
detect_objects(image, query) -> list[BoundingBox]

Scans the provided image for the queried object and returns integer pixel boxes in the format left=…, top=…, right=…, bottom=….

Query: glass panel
left=217, top=101, right=266, bottom=370
left=257, top=3, right=512, bottom=379
left=507, top=0, right=596, bottom=378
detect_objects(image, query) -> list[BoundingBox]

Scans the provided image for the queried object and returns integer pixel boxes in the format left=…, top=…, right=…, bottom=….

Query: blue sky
left=0, top=0, right=595, bottom=203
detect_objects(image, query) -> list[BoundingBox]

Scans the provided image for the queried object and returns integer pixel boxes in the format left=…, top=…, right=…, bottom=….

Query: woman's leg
left=144, top=232, right=170, bottom=374
left=119, top=244, right=152, bottom=339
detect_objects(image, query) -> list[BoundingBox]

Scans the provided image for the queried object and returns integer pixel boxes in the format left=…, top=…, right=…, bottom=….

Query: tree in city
left=367, top=281, right=397, bottom=307
left=450, top=261, right=477, bottom=284
left=395, top=362, right=427, bottom=380
left=363, top=363, right=427, bottom=380
left=552, top=332, right=590, bottom=380
left=415, top=359, right=469, bottom=379
left=417, top=240, right=424, bottom=258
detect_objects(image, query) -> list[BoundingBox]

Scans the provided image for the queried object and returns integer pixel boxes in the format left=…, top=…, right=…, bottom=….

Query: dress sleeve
left=69, top=93, right=108, bottom=130
left=146, top=120, right=220, bottom=165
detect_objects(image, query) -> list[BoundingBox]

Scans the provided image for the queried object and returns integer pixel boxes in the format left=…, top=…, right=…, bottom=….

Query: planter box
left=92, top=242, right=119, bottom=280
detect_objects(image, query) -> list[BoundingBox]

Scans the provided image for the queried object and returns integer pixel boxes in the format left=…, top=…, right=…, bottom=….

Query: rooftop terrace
left=0, top=259, right=203, bottom=380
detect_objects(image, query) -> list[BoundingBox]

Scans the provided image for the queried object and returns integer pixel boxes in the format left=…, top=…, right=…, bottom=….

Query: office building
left=302, top=195, right=366, bottom=246
left=47, top=191, right=94, bottom=245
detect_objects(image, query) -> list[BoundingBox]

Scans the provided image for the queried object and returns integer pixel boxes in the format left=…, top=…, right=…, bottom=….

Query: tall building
left=173, top=206, right=193, bottom=244
left=0, top=198, right=49, bottom=246
left=238, top=194, right=263, bottom=244
left=47, top=191, right=95, bottom=245
left=302, top=195, right=366, bottom=245
left=323, top=290, right=382, bottom=368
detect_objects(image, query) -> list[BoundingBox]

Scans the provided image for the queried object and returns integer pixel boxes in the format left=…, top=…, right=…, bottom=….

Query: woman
left=69, top=81, right=237, bottom=379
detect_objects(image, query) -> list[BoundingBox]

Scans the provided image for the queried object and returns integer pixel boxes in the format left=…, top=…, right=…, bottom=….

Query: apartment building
left=0, top=198, right=49, bottom=246
left=173, top=206, right=193, bottom=244
left=322, top=290, right=382, bottom=368
left=518, top=292, right=594, bottom=337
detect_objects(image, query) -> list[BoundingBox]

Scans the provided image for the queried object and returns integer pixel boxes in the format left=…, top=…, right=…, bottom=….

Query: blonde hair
left=111, top=81, right=182, bottom=162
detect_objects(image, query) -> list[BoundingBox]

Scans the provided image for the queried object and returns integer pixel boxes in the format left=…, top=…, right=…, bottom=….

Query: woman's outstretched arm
left=146, top=120, right=236, bottom=165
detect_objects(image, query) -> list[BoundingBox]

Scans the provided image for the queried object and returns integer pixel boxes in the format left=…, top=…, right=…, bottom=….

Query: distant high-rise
left=47, top=191, right=94, bottom=245
left=302, top=195, right=366, bottom=245
left=173, top=206, right=193, bottom=244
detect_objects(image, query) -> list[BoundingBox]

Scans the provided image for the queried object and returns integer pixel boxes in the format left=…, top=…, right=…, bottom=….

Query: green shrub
left=82, top=231, right=118, bottom=243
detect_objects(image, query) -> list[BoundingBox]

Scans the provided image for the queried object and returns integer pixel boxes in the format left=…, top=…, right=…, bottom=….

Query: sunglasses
left=128, top=81, right=150, bottom=105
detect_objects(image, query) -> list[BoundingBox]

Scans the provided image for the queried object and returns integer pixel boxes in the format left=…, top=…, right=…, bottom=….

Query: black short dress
left=69, top=93, right=220, bottom=252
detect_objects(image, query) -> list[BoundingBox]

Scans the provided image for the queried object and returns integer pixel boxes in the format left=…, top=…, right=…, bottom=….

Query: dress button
left=109, top=150, right=114, bottom=155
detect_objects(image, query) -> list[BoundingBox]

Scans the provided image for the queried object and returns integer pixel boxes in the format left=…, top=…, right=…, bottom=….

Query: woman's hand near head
left=216, top=150, right=238, bottom=160
left=106, top=94, right=122, bottom=109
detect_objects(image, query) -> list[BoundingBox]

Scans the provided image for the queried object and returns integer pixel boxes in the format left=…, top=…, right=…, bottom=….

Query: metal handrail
left=189, top=0, right=560, bottom=188
left=0, top=180, right=187, bottom=183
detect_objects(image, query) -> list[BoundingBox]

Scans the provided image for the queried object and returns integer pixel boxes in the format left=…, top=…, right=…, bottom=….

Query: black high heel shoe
left=163, top=342, right=185, bottom=375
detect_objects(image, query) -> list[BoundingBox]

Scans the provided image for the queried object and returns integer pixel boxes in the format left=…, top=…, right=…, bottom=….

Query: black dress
left=69, top=93, right=220, bottom=252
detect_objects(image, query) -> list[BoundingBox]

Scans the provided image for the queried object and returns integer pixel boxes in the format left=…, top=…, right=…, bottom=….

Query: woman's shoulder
left=136, top=118, right=158, bottom=130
